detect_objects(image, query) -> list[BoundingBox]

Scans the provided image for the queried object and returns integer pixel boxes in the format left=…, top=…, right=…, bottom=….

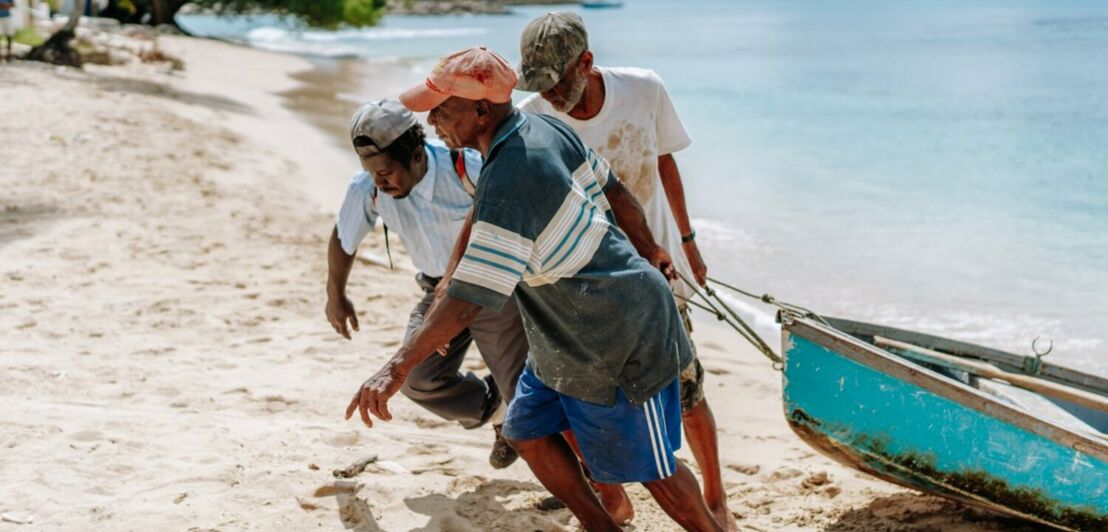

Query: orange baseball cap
left=399, top=46, right=518, bottom=112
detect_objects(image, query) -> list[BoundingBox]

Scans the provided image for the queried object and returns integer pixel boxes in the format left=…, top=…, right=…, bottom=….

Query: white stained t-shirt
left=336, top=141, right=482, bottom=278
left=519, top=66, right=695, bottom=299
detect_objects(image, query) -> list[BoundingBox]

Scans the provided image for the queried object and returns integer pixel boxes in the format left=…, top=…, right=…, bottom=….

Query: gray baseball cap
left=517, top=11, right=588, bottom=93
left=349, top=99, right=418, bottom=154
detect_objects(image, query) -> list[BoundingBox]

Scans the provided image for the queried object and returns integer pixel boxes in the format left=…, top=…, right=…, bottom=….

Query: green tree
left=143, top=0, right=387, bottom=29
left=30, top=0, right=387, bottom=66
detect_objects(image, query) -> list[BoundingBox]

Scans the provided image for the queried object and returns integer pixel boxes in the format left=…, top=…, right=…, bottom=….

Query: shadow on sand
left=0, top=203, right=64, bottom=250
left=333, top=492, right=385, bottom=532
left=75, top=71, right=255, bottom=115
left=826, top=492, right=1042, bottom=532
left=404, top=478, right=564, bottom=531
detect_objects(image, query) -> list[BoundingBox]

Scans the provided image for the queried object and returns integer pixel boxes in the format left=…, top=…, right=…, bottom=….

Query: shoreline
left=0, top=35, right=1041, bottom=531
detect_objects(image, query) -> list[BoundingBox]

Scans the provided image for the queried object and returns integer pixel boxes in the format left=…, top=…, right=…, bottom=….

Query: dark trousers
left=399, top=274, right=529, bottom=429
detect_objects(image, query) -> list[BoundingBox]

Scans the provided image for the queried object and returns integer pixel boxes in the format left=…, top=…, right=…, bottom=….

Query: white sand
left=0, top=37, right=1022, bottom=531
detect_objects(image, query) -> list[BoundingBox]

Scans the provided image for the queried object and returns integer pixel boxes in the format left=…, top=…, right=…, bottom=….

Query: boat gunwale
left=783, top=317, right=1108, bottom=464
left=820, top=315, right=1108, bottom=396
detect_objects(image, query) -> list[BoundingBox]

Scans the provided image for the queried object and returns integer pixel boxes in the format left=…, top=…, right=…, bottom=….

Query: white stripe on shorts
left=649, top=397, right=672, bottom=476
left=642, top=399, right=665, bottom=479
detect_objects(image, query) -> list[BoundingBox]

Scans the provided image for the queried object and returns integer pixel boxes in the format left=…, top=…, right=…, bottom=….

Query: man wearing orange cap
left=343, top=46, right=723, bottom=531
left=516, top=11, right=735, bottom=529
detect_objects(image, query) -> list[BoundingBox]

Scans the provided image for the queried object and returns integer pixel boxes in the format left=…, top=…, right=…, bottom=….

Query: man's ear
left=579, top=50, right=594, bottom=73
left=474, top=100, right=493, bottom=124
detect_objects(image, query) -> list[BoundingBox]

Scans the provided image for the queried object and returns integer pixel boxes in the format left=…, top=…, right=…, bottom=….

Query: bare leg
left=562, top=430, right=635, bottom=524
left=683, top=399, right=737, bottom=530
left=510, top=435, right=623, bottom=532
left=643, top=461, right=724, bottom=531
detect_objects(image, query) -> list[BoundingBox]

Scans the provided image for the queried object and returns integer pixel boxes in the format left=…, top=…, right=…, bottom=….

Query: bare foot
left=593, top=482, right=634, bottom=525
left=711, top=503, right=739, bottom=532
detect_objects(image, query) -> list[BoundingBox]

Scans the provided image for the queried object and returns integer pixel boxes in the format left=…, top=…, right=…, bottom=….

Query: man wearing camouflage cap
left=517, top=11, right=735, bottom=530
left=326, top=99, right=528, bottom=469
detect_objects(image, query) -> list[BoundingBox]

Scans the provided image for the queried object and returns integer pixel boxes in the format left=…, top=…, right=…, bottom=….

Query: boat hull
left=782, top=319, right=1108, bottom=531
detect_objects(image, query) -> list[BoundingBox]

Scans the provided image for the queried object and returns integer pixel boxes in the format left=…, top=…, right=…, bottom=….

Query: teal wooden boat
left=781, top=314, right=1108, bottom=531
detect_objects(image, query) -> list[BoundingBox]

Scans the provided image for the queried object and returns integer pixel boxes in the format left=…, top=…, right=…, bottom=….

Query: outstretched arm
left=658, top=153, right=707, bottom=286
left=325, top=226, right=360, bottom=339
left=345, top=288, right=483, bottom=429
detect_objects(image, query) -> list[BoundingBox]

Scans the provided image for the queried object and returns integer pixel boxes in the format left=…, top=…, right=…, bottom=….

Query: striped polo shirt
left=447, top=111, right=692, bottom=406
left=336, top=141, right=481, bottom=278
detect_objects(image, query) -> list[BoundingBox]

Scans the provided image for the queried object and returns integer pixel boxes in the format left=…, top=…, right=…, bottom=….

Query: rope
left=675, top=271, right=784, bottom=369
left=707, top=276, right=830, bottom=326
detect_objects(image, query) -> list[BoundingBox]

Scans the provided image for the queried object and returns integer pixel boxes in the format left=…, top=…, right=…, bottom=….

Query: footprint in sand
left=325, top=431, right=361, bottom=447
left=413, top=416, right=450, bottom=429
left=155, top=386, right=181, bottom=397
left=726, top=463, right=761, bottom=475
left=71, top=430, right=103, bottom=442
left=261, top=395, right=296, bottom=413
left=801, top=471, right=831, bottom=489
left=408, top=442, right=447, bottom=456
left=768, top=467, right=804, bottom=481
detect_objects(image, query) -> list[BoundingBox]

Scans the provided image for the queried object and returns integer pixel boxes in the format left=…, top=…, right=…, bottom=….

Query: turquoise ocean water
left=180, top=0, right=1107, bottom=372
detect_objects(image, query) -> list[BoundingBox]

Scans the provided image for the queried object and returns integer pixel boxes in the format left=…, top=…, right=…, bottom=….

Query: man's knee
left=399, top=367, right=445, bottom=398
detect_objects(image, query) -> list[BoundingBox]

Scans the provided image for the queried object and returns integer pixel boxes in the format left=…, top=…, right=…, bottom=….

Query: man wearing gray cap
left=325, top=99, right=528, bottom=468
left=517, top=11, right=735, bottom=530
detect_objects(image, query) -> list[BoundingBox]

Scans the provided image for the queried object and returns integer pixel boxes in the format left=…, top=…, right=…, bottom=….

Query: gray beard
left=553, top=74, right=588, bottom=113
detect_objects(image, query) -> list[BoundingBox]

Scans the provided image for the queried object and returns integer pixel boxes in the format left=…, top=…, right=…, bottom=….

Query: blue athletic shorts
left=502, top=366, right=682, bottom=483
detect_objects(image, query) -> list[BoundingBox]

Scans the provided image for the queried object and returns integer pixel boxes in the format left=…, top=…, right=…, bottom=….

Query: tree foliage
left=187, top=0, right=388, bottom=28
left=101, top=0, right=388, bottom=28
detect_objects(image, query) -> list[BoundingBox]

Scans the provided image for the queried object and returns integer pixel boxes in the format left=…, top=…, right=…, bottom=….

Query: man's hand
left=326, top=296, right=359, bottom=339
left=345, top=362, right=408, bottom=429
left=646, top=246, right=676, bottom=281
left=682, top=239, right=708, bottom=286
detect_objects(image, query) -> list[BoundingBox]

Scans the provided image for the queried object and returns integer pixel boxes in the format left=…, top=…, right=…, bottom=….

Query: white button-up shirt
left=336, top=141, right=482, bottom=278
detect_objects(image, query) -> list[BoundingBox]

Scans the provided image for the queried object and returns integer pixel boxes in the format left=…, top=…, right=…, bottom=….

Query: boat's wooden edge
left=821, top=315, right=1108, bottom=396
left=783, top=316, right=1108, bottom=464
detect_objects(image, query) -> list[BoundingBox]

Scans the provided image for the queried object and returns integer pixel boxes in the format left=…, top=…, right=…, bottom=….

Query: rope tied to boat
left=674, top=271, right=785, bottom=370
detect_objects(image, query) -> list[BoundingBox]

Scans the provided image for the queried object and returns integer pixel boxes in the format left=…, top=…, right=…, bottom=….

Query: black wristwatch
left=681, top=230, right=696, bottom=243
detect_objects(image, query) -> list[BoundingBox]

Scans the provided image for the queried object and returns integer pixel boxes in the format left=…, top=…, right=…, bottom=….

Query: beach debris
left=313, top=478, right=362, bottom=497
left=374, top=460, right=409, bottom=475
left=173, top=492, right=188, bottom=504
left=296, top=497, right=322, bottom=511
left=536, top=496, right=566, bottom=512
left=1, top=512, right=34, bottom=525
left=308, top=463, right=320, bottom=471
left=332, top=453, right=378, bottom=478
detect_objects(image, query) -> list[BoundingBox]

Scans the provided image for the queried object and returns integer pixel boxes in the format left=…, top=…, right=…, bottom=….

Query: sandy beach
left=0, top=36, right=1040, bottom=531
